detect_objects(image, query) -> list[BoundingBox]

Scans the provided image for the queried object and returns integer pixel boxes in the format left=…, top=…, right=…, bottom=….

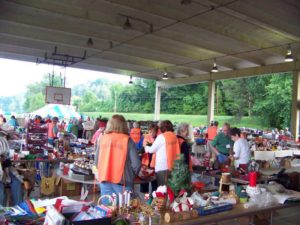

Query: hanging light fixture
left=123, top=17, right=132, bottom=30
left=129, top=75, right=133, bottom=84
left=211, top=58, right=218, bottom=73
left=87, top=38, right=93, bottom=46
left=285, top=44, right=294, bottom=62
left=162, top=71, right=169, bottom=80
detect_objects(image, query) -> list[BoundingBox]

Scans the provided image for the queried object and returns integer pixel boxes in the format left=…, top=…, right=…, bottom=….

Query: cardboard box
left=56, top=177, right=82, bottom=196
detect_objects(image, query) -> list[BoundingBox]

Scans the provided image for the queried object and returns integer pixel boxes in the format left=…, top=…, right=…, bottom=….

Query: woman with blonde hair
left=95, top=115, right=140, bottom=199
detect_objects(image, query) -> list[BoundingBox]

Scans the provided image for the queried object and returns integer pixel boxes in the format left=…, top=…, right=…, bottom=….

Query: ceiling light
left=285, top=44, right=294, bottom=62
left=162, top=71, right=169, bottom=80
left=87, top=38, right=93, bottom=46
left=123, top=17, right=132, bottom=30
left=129, top=75, right=133, bottom=84
left=211, top=58, right=218, bottom=73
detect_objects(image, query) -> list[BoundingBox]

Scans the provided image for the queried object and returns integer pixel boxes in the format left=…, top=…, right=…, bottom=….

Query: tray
left=196, top=202, right=233, bottom=216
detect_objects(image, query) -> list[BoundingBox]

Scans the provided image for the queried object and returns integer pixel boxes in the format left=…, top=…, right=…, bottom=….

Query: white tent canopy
left=30, top=104, right=81, bottom=119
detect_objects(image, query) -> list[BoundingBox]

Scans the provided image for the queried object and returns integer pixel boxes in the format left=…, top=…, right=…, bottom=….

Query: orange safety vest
left=178, top=137, right=193, bottom=172
left=97, top=133, right=129, bottom=183
left=48, top=122, right=56, bottom=138
left=207, top=126, right=218, bottom=141
left=150, top=132, right=180, bottom=170
left=141, top=134, right=155, bottom=166
left=130, top=128, right=141, bottom=143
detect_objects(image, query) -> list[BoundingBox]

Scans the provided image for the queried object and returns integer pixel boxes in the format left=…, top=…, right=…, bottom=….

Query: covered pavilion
left=0, top=0, right=299, bottom=137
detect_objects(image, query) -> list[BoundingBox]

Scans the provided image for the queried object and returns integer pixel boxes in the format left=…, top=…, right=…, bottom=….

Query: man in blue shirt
left=8, top=116, right=19, bottom=129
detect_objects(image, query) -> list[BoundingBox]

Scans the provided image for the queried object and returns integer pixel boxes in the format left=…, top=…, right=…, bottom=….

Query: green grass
left=83, top=112, right=266, bottom=129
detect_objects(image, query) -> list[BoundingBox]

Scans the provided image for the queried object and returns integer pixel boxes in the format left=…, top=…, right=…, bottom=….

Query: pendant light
left=87, top=38, right=93, bottom=46
left=123, top=17, right=132, bottom=30
left=162, top=71, right=168, bottom=80
left=211, top=58, right=218, bottom=73
left=129, top=75, right=133, bottom=84
left=285, top=44, right=294, bottom=62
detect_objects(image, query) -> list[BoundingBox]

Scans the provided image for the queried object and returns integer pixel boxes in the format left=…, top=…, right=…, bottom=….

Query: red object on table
left=63, top=166, right=69, bottom=175
left=249, top=171, right=257, bottom=187
left=13, top=153, right=18, bottom=160
left=192, top=182, right=205, bottom=190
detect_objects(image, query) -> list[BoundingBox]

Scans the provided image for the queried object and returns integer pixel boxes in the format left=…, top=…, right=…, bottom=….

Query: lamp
left=211, top=58, right=218, bottom=73
left=129, top=75, right=133, bottom=84
left=162, top=71, right=169, bottom=80
left=285, top=44, right=294, bottom=62
left=123, top=17, right=132, bottom=30
left=87, top=38, right=93, bottom=46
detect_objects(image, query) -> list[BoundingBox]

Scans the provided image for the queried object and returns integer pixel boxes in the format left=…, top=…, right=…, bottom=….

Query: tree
left=23, top=73, right=62, bottom=112
left=168, top=154, right=191, bottom=196
left=253, top=73, right=292, bottom=129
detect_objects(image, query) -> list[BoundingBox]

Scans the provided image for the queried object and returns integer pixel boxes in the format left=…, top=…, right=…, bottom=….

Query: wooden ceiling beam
left=97, top=0, right=292, bottom=56
left=158, top=61, right=300, bottom=87
left=1, top=0, right=267, bottom=66
left=0, top=27, right=209, bottom=76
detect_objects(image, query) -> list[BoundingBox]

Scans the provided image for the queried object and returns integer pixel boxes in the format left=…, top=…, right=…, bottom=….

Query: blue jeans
left=99, top=183, right=132, bottom=205
left=0, top=172, right=23, bottom=206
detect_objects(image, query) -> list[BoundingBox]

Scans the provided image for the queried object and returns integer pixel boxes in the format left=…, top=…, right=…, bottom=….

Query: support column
left=291, top=71, right=300, bottom=140
left=154, top=83, right=161, bottom=121
left=207, top=80, right=215, bottom=125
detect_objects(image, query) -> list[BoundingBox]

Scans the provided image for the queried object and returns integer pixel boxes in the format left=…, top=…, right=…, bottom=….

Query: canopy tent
left=31, top=104, right=81, bottom=119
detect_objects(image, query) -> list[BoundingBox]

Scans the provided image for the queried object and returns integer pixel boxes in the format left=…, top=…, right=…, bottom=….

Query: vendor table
left=56, top=170, right=156, bottom=185
left=12, top=159, right=74, bottom=164
left=56, top=170, right=156, bottom=200
left=56, top=169, right=97, bottom=184
left=208, top=173, right=276, bottom=185
left=194, top=170, right=276, bottom=185
left=169, top=202, right=300, bottom=225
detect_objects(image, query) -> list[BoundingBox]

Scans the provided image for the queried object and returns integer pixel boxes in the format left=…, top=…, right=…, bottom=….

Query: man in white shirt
left=230, top=127, right=250, bottom=170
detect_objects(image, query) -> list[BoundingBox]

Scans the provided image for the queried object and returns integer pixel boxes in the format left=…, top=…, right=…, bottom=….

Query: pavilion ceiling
left=0, top=0, right=299, bottom=86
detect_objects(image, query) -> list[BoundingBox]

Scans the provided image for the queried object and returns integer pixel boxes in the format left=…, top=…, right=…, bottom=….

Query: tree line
left=19, top=72, right=293, bottom=129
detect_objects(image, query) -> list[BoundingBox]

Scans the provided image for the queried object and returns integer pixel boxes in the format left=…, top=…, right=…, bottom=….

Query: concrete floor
left=265, top=206, right=300, bottom=225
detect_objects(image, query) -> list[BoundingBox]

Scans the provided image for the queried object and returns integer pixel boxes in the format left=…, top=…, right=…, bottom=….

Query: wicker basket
left=97, top=194, right=117, bottom=216
left=151, top=197, right=167, bottom=212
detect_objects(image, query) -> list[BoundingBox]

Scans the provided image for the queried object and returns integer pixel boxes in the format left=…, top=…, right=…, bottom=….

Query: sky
left=0, top=58, right=129, bottom=97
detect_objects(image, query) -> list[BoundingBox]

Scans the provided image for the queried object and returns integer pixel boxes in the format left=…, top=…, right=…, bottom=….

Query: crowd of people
left=93, top=115, right=261, bottom=200
left=20, top=115, right=107, bottom=146
left=0, top=112, right=296, bottom=206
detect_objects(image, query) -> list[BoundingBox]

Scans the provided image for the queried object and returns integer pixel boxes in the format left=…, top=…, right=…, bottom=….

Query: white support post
left=207, top=80, right=215, bottom=125
left=154, top=83, right=161, bottom=121
left=291, top=71, right=300, bottom=141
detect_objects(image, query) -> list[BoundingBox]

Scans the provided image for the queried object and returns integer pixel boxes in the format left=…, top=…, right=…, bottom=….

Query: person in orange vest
left=206, top=121, right=219, bottom=159
left=206, top=121, right=218, bottom=141
left=130, top=122, right=143, bottom=149
left=145, top=120, right=180, bottom=186
left=95, top=115, right=141, bottom=200
left=48, top=117, right=59, bottom=146
left=140, top=123, right=159, bottom=193
left=176, top=123, right=193, bottom=171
